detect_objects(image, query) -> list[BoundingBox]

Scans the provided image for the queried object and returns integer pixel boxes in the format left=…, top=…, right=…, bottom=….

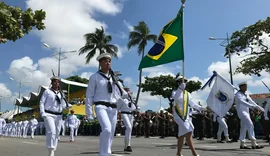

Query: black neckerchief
left=50, top=88, right=62, bottom=104
left=98, top=70, right=113, bottom=93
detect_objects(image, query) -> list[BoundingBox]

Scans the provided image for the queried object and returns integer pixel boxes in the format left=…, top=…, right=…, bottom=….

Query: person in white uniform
left=40, top=76, right=72, bottom=156
left=22, top=118, right=29, bottom=138
left=172, top=76, right=204, bottom=156
left=74, top=117, right=81, bottom=137
left=29, top=115, right=38, bottom=139
left=67, top=110, right=78, bottom=142
left=86, top=53, right=125, bottom=156
left=235, top=81, right=264, bottom=149
left=61, top=116, right=67, bottom=136
left=213, top=112, right=231, bottom=143
left=0, top=112, right=6, bottom=137
left=264, top=96, right=270, bottom=144
left=118, top=86, right=136, bottom=152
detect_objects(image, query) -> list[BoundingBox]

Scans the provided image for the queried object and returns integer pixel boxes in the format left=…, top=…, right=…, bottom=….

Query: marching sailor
left=213, top=112, right=231, bottom=143
left=86, top=53, right=126, bottom=156
left=172, top=76, right=205, bottom=156
left=40, top=76, right=72, bottom=156
left=29, top=115, right=38, bottom=139
left=67, top=110, right=78, bottom=142
left=117, top=86, right=136, bottom=152
left=0, top=112, right=6, bottom=137
left=235, top=81, right=264, bottom=149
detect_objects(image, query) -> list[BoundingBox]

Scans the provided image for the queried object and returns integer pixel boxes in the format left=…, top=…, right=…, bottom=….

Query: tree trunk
left=135, top=49, right=144, bottom=106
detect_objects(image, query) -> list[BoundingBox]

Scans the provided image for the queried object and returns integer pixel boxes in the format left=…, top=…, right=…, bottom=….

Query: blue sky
left=1, top=0, right=270, bottom=112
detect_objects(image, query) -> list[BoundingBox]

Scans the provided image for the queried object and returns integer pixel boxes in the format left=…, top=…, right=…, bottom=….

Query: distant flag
left=138, top=7, right=184, bottom=70
left=201, top=71, right=236, bottom=117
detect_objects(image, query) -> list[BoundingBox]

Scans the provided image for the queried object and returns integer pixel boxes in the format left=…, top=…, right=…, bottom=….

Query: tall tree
left=65, top=75, right=89, bottom=84
left=141, top=73, right=202, bottom=108
left=79, top=26, right=118, bottom=64
left=0, top=2, right=46, bottom=43
left=127, top=21, right=157, bottom=105
left=225, top=17, right=270, bottom=76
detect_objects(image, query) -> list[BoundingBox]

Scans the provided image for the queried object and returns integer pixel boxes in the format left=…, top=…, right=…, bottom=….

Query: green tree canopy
left=65, top=75, right=88, bottom=84
left=141, top=73, right=202, bottom=108
left=0, top=2, right=46, bottom=43
left=226, top=17, right=270, bottom=76
left=79, top=26, right=118, bottom=64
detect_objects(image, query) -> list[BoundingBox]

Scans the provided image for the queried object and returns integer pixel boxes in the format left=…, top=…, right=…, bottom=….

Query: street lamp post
left=43, top=43, right=76, bottom=77
left=209, top=32, right=234, bottom=85
left=10, top=77, right=31, bottom=113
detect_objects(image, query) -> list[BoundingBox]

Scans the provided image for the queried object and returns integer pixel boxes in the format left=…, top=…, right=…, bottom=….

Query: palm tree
left=127, top=21, right=157, bottom=106
left=79, top=26, right=118, bottom=64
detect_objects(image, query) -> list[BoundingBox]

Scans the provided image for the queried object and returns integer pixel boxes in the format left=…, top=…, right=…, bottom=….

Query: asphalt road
left=0, top=135, right=270, bottom=156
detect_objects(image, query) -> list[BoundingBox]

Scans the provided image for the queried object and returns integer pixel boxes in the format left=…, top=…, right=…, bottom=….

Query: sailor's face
left=239, top=84, right=247, bottom=92
left=100, top=58, right=111, bottom=70
left=52, top=79, right=60, bottom=88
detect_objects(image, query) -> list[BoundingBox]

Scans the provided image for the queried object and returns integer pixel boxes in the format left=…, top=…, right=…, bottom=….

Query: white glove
left=179, top=83, right=186, bottom=90
left=265, top=117, right=269, bottom=120
left=87, top=115, right=95, bottom=122
left=67, top=104, right=73, bottom=109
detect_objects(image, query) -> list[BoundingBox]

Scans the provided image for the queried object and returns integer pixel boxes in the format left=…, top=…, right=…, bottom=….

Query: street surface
left=0, top=136, right=270, bottom=156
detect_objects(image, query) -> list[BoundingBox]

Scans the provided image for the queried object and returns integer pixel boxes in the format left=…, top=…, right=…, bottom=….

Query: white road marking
left=111, top=154, right=125, bottom=156
left=201, top=145, right=217, bottom=148
left=23, top=141, right=38, bottom=145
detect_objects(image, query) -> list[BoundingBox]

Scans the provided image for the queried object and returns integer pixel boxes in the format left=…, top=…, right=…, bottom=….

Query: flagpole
left=181, top=0, right=185, bottom=107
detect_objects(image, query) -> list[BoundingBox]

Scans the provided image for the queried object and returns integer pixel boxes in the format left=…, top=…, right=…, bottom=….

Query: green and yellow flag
left=138, top=8, right=184, bottom=70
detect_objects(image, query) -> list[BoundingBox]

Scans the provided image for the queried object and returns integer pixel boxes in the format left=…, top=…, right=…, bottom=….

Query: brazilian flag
left=138, top=8, right=184, bottom=70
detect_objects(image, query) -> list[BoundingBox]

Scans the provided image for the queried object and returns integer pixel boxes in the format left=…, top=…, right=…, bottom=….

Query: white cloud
left=142, top=65, right=175, bottom=78
left=80, top=72, right=94, bottom=79
left=0, top=83, right=12, bottom=97
left=116, top=45, right=128, bottom=58
left=24, top=0, right=126, bottom=78
left=115, top=31, right=128, bottom=39
left=123, top=20, right=133, bottom=31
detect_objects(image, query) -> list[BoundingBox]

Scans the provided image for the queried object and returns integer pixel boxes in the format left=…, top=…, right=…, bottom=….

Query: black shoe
left=240, top=146, right=251, bottom=149
left=252, top=145, right=264, bottom=149
left=124, top=146, right=132, bottom=152
left=217, top=140, right=224, bottom=143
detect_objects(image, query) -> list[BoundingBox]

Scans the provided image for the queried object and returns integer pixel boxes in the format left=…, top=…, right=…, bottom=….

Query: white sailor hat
left=96, top=53, right=112, bottom=61
left=50, top=76, right=60, bottom=81
left=176, top=76, right=187, bottom=82
left=238, top=81, right=247, bottom=86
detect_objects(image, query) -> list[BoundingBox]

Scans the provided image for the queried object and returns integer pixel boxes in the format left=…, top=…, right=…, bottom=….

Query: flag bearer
left=172, top=76, right=205, bottom=156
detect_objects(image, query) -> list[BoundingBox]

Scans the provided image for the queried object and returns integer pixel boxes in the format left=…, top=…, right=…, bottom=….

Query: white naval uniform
left=67, top=114, right=78, bottom=141
left=38, top=121, right=45, bottom=135
left=0, top=117, right=6, bottom=136
left=118, top=94, right=136, bottom=148
left=86, top=71, right=124, bottom=156
left=172, top=84, right=203, bottom=137
left=61, top=119, right=67, bottom=136
left=264, top=98, right=270, bottom=120
left=11, top=121, right=17, bottom=137
left=22, top=120, right=29, bottom=138
left=213, top=113, right=229, bottom=139
left=16, top=121, right=22, bottom=137
left=235, top=91, right=263, bottom=146
left=74, top=118, right=81, bottom=137
left=29, top=118, right=38, bottom=138
left=40, top=88, right=71, bottom=152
